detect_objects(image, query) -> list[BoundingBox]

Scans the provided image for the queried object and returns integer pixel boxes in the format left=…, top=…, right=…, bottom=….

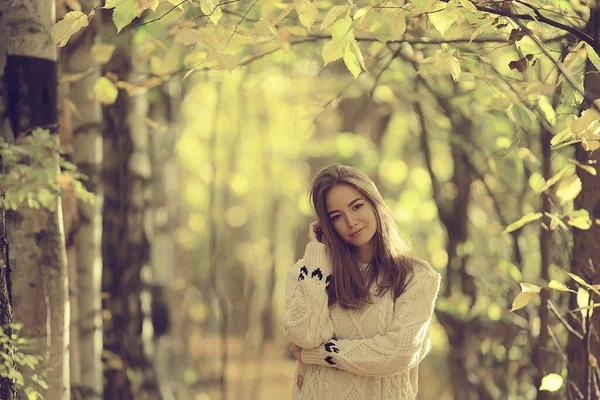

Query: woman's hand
left=290, top=343, right=304, bottom=389
left=290, top=343, right=303, bottom=364
left=308, top=221, right=322, bottom=243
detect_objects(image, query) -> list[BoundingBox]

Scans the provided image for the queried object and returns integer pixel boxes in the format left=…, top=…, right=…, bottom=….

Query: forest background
left=1, top=0, right=600, bottom=399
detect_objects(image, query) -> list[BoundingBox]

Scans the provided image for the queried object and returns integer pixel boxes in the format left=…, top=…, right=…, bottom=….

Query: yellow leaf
left=296, top=0, right=318, bottom=31
left=539, top=373, right=563, bottom=392
left=51, top=11, right=90, bottom=47
left=94, top=77, right=119, bottom=104
left=548, top=280, right=570, bottom=292
left=201, top=0, right=222, bottom=25
left=175, top=29, right=203, bottom=46
left=91, top=43, right=116, bottom=64
left=343, top=45, right=361, bottom=79
left=577, top=287, right=590, bottom=318
left=520, top=282, right=542, bottom=293
left=510, top=291, right=537, bottom=311
left=320, top=5, right=348, bottom=30
left=571, top=105, right=600, bottom=139
left=503, top=212, right=543, bottom=233
left=556, top=174, right=582, bottom=205
left=386, top=12, right=406, bottom=41
left=568, top=272, right=590, bottom=287
left=568, top=158, right=597, bottom=176
left=168, top=0, right=186, bottom=9
left=134, top=0, right=159, bottom=16
left=567, top=209, right=592, bottom=230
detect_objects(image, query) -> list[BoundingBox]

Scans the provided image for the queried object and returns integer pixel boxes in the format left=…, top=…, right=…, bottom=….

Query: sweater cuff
left=303, top=242, right=332, bottom=275
left=301, top=346, right=332, bottom=368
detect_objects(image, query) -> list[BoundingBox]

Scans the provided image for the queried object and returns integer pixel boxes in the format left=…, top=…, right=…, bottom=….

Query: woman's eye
left=331, top=215, right=340, bottom=221
left=354, top=203, right=363, bottom=210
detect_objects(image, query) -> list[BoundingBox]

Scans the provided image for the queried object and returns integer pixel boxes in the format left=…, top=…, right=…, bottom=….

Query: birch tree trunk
left=62, top=1, right=104, bottom=398
left=1, top=1, right=70, bottom=399
left=148, top=80, right=180, bottom=400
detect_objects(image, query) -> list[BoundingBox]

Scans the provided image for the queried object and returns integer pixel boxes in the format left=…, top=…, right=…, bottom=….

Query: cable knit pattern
left=284, top=243, right=441, bottom=400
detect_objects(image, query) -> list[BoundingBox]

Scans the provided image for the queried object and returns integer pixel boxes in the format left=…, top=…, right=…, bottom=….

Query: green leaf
left=112, top=0, right=136, bottom=33
left=507, top=104, right=533, bottom=129
left=201, top=0, right=222, bottom=25
left=551, top=127, right=575, bottom=148
left=537, top=95, right=556, bottom=126
left=94, top=77, right=119, bottom=104
left=343, top=45, right=361, bottom=79
left=51, top=11, right=90, bottom=47
left=322, top=40, right=344, bottom=65
left=365, top=9, right=391, bottom=43
left=296, top=0, right=318, bottom=31
left=539, top=373, right=563, bottom=392
left=586, top=43, right=600, bottom=72
left=386, top=12, right=406, bottom=41
left=436, top=50, right=461, bottom=81
left=429, top=3, right=459, bottom=37
left=351, top=41, right=367, bottom=72
left=503, top=212, right=543, bottom=233
left=556, top=174, right=582, bottom=205
left=331, top=15, right=355, bottom=48
left=567, top=209, right=592, bottom=230
left=458, top=0, right=479, bottom=13
left=320, top=5, right=348, bottom=30
left=510, top=291, right=537, bottom=311
left=537, top=168, right=565, bottom=193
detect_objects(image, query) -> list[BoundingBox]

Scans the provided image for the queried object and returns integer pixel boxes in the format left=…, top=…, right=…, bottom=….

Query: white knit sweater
left=284, top=242, right=441, bottom=400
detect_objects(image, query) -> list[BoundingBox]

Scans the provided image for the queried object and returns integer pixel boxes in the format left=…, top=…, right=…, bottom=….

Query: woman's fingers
left=308, top=221, right=321, bottom=243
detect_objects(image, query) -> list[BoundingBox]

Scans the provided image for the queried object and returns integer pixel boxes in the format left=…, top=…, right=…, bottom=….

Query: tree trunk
left=61, top=1, right=105, bottom=398
left=148, top=80, right=180, bottom=400
left=2, top=1, right=70, bottom=399
left=0, top=12, right=18, bottom=400
left=566, top=8, right=600, bottom=400
left=101, top=22, right=159, bottom=399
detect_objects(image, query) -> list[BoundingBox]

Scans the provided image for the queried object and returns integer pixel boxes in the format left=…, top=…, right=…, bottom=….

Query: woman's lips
left=349, top=227, right=365, bottom=237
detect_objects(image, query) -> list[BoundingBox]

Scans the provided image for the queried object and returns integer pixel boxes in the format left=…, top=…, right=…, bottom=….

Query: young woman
left=284, top=164, right=441, bottom=400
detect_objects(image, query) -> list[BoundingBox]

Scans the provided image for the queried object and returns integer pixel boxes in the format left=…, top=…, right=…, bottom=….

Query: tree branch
left=475, top=4, right=595, bottom=47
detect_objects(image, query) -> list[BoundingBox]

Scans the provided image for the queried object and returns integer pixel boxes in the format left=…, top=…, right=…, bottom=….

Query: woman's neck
left=352, top=238, right=375, bottom=264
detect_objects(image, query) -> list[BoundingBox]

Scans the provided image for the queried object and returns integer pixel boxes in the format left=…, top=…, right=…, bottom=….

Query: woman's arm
left=283, top=242, right=335, bottom=349
left=300, top=265, right=441, bottom=377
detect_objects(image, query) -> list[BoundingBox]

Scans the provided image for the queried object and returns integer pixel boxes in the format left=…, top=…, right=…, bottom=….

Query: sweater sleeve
left=283, top=242, right=335, bottom=349
left=301, top=265, right=441, bottom=377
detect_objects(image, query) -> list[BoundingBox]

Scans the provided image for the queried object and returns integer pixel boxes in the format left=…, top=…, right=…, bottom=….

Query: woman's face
left=325, top=183, right=377, bottom=248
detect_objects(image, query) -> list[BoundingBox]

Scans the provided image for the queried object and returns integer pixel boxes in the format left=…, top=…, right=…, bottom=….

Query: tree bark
left=2, top=1, right=70, bottom=399
left=0, top=11, right=18, bottom=400
left=61, top=1, right=105, bottom=398
left=148, top=80, right=180, bottom=400
left=566, top=8, right=600, bottom=400
left=101, top=21, right=159, bottom=399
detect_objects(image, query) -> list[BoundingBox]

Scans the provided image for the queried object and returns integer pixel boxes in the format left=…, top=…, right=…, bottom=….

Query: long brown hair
left=309, top=164, right=415, bottom=310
